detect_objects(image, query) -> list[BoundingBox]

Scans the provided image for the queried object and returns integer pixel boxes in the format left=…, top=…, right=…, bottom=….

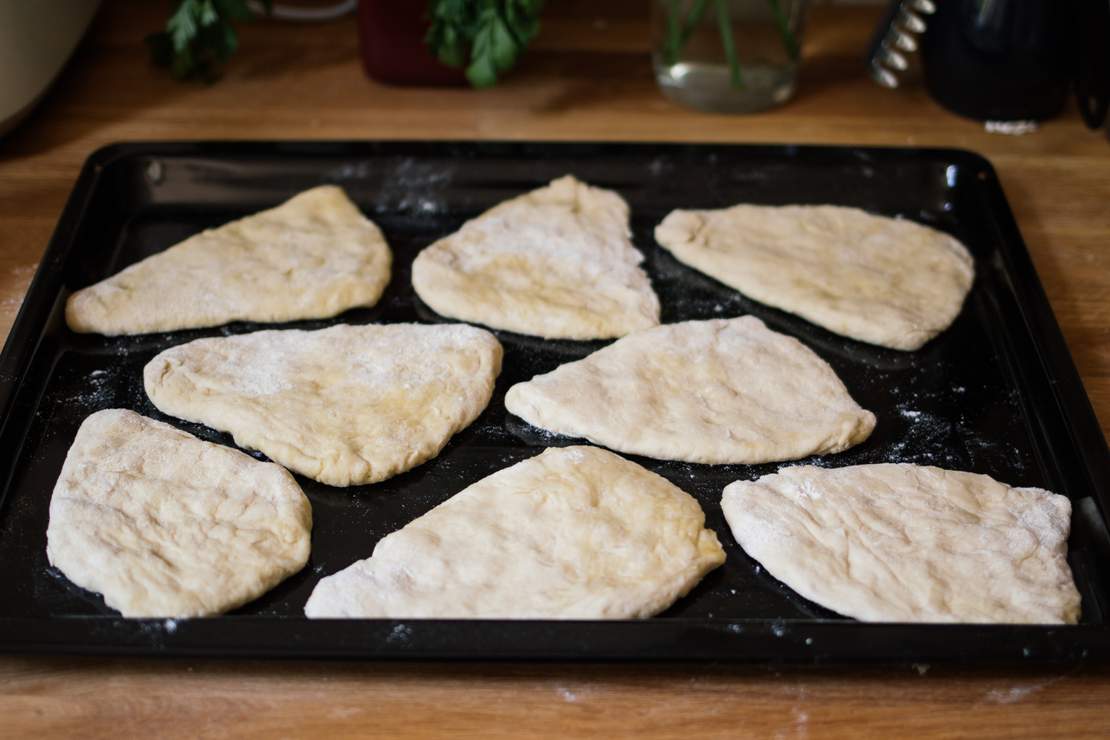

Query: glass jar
left=652, top=0, right=808, bottom=113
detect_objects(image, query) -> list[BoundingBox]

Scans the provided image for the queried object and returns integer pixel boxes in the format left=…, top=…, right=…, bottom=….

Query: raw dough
left=721, top=464, right=1080, bottom=623
left=66, top=185, right=392, bottom=335
left=654, top=204, right=975, bottom=351
left=304, top=445, right=725, bottom=618
left=144, top=323, right=502, bottom=486
left=46, top=409, right=312, bottom=618
left=505, top=316, right=875, bottom=464
left=411, top=175, right=660, bottom=339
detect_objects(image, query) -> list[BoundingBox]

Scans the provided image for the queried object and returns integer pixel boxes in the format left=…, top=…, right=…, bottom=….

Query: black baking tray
left=2, top=141, right=1109, bottom=664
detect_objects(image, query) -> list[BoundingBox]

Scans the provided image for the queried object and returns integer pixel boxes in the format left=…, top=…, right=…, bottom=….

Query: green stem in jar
left=766, top=0, right=800, bottom=60
left=663, top=0, right=684, bottom=65
left=714, top=0, right=745, bottom=88
left=678, top=0, right=712, bottom=48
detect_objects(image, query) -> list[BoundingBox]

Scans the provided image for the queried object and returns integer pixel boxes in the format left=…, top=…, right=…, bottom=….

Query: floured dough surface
left=304, top=445, right=725, bottom=618
left=721, top=464, right=1080, bottom=623
left=505, top=316, right=875, bottom=464
left=655, top=204, right=975, bottom=350
left=144, top=323, right=502, bottom=486
left=412, top=175, right=660, bottom=339
left=66, top=185, right=392, bottom=335
left=46, top=409, right=311, bottom=618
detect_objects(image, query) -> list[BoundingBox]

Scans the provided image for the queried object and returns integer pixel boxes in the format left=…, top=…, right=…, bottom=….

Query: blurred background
left=4, top=0, right=1103, bottom=139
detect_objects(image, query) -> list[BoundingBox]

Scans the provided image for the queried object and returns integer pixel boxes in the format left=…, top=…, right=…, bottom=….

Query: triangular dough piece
left=411, top=175, right=660, bottom=339
left=304, top=446, right=725, bottom=618
left=66, top=186, right=392, bottom=335
left=655, top=205, right=975, bottom=350
left=144, top=323, right=502, bottom=486
left=47, top=409, right=312, bottom=618
left=505, top=316, right=875, bottom=464
left=721, top=464, right=1081, bottom=624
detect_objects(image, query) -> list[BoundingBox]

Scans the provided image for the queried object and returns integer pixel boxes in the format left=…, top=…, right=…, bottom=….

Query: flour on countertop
left=985, top=120, right=1038, bottom=136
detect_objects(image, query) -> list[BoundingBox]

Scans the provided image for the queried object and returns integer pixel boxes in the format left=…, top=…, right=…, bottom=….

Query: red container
left=357, top=1, right=466, bottom=85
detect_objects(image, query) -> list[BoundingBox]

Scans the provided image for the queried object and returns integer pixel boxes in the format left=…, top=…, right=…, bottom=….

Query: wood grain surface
left=2, top=1, right=1110, bottom=737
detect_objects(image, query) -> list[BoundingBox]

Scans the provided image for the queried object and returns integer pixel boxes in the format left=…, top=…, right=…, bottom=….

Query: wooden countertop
left=3, top=1, right=1110, bottom=736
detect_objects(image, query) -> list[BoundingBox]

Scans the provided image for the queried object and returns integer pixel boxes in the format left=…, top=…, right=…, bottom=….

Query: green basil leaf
left=466, top=54, right=498, bottom=87
left=168, top=1, right=199, bottom=53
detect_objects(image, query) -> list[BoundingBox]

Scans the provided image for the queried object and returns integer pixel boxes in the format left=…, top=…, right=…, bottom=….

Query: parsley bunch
left=427, top=0, right=545, bottom=88
left=148, top=0, right=544, bottom=87
left=147, top=0, right=270, bottom=81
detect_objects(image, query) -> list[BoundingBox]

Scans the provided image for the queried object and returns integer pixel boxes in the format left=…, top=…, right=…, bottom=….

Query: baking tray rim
left=1, top=617, right=1108, bottom=664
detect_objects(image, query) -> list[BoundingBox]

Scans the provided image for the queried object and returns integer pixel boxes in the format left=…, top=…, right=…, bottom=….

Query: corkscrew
left=866, top=0, right=936, bottom=89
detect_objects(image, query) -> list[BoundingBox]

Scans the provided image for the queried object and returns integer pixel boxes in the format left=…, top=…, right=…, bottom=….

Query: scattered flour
left=372, top=158, right=453, bottom=215
left=982, top=677, right=1059, bottom=705
left=386, top=623, right=412, bottom=643
left=557, top=687, right=579, bottom=703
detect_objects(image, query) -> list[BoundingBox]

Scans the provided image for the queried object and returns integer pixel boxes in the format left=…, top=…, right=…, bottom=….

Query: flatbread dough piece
left=46, top=409, right=311, bottom=618
left=721, top=464, right=1080, bottom=624
left=411, top=175, right=661, bottom=339
left=505, top=316, right=875, bottom=464
left=304, top=445, right=724, bottom=618
left=144, top=323, right=502, bottom=487
left=66, top=185, right=392, bottom=335
left=654, top=204, right=975, bottom=351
